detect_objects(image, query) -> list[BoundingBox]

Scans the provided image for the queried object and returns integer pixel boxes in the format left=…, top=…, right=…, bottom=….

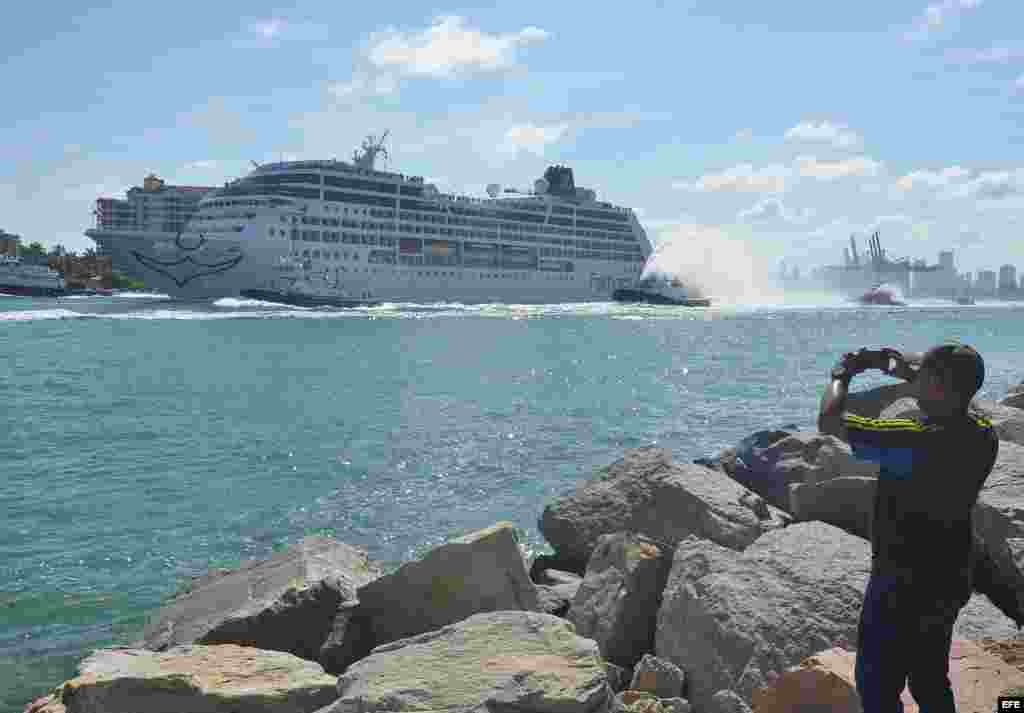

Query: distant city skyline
left=2, top=1, right=1023, bottom=276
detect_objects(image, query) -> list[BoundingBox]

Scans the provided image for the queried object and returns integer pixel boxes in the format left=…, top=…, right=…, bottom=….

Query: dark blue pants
left=855, top=571, right=965, bottom=713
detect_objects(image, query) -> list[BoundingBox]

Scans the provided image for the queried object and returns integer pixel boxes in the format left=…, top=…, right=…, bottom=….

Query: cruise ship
left=0, top=256, right=67, bottom=297
left=86, top=135, right=653, bottom=305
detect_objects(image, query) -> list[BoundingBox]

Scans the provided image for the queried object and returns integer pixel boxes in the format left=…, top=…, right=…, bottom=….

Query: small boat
left=613, top=274, right=711, bottom=306
left=853, top=284, right=905, bottom=306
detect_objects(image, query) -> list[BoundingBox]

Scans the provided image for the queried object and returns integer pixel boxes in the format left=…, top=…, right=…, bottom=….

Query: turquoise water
left=3, top=293, right=1023, bottom=710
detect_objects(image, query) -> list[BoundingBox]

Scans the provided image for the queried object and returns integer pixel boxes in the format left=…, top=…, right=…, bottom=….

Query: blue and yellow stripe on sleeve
left=841, top=414, right=925, bottom=480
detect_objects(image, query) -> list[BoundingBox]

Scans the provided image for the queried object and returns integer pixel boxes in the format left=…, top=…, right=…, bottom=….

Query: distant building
left=0, top=228, right=21, bottom=257
left=976, top=270, right=997, bottom=296
left=998, top=264, right=1017, bottom=290
left=912, top=250, right=963, bottom=297
left=93, top=174, right=214, bottom=237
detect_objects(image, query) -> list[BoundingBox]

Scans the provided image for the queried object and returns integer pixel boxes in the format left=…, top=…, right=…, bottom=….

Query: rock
left=315, top=611, right=609, bottom=713
left=536, top=584, right=572, bottom=617
left=140, top=536, right=380, bottom=672
left=715, top=430, right=879, bottom=513
left=619, top=690, right=657, bottom=707
left=788, top=475, right=876, bottom=540
left=22, top=697, right=65, bottom=713
left=658, top=698, right=692, bottom=713
left=539, top=569, right=585, bottom=587
left=753, top=641, right=1024, bottom=713
left=336, top=522, right=539, bottom=672
left=530, top=553, right=586, bottom=581
left=654, top=522, right=870, bottom=713
left=750, top=647, right=862, bottom=713
left=974, top=441, right=1024, bottom=626
left=53, top=644, right=337, bottom=713
left=1002, top=392, right=1024, bottom=409
left=630, top=654, right=686, bottom=699
left=605, top=662, right=632, bottom=693
left=955, top=593, right=1022, bottom=641
left=568, top=532, right=673, bottom=668
left=705, top=689, right=752, bottom=713
left=539, top=447, right=791, bottom=572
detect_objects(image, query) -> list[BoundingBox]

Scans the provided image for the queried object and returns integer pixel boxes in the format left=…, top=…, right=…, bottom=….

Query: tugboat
left=852, top=283, right=905, bottom=306
left=613, top=273, right=711, bottom=306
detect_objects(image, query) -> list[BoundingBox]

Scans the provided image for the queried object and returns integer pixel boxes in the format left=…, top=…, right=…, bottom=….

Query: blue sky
left=2, top=0, right=1022, bottom=277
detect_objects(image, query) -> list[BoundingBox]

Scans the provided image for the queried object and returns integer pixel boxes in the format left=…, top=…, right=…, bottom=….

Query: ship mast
left=352, top=131, right=390, bottom=170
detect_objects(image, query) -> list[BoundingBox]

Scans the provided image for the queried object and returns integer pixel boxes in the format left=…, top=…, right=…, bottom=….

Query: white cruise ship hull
left=86, top=155, right=653, bottom=304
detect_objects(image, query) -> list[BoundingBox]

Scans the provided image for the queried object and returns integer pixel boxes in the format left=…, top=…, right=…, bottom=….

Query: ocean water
left=2, top=292, right=1023, bottom=710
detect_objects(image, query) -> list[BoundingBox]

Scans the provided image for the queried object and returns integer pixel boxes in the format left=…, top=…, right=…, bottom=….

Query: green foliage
left=17, top=240, right=46, bottom=258
left=110, top=272, right=145, bottom=290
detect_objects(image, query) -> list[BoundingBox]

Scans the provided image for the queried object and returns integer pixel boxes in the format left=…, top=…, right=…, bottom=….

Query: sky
left=2, top=0, right=1023, bottom=278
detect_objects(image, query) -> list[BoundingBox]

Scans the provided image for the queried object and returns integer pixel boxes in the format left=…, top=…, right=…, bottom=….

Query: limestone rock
left=788, top=475, right=876, bottom=540
left=654, top=522, right=870, bottom=713
left=750, top=647, right=861, bottom=713
left=753, top=641, right=1024, bottom=713
left=705, top=689, right=752, bottom=713
left=955, top=593, right=1022, bottom=641
left=337, top=522, right=539, bottom=672
left=538, top=568, right=585, bottom=587
left=658, top=698, right=692, bottom=713
left=539, top=448, right=790, bottom=572
left=316, top=611, right=609, bottom=713
left=141, top=536, right=380, bottom=672
left=530, top=552, right=586, bottom=580
left=605, top=662, right=632, bottom=693
left=1002, top=391, right=1024, bottom=410
left=536, top=584, right=572, bottom=617
left=629, top=654, right=686, bottom=699
left=879, top=396, right=922, bottom=420
left=974, top=441, right=1024, bottom=626
left=724, top=431, right=878, bottom=512
left=54, top=644, right=337, bottom=713
left=568, top=533, right=673, bottom=668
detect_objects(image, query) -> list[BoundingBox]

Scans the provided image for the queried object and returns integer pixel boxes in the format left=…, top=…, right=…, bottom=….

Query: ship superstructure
left=86, top=134, right=653, bottom=304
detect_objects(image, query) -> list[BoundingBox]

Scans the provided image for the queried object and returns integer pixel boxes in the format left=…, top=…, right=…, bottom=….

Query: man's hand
left=879, top=348, right=920, bottom=382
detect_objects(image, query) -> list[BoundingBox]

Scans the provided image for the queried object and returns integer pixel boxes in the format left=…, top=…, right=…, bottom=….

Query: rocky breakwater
left=24, top=380, right=1024, bottom=713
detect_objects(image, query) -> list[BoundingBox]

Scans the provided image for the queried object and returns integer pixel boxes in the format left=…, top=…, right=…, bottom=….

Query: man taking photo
left=818, top=341, right=999, bottom=713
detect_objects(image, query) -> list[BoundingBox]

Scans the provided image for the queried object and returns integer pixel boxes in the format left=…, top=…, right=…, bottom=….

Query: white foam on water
left=0, top=309, right=89, bottom=322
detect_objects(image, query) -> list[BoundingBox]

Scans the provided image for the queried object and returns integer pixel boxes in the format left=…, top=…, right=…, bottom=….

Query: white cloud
left=238, top=18, right=327, bottom=47
left=944, top=46, right=1024, bottom=65
left=329, top=74, right=398, bottom=99
left=794, top=155, right=882, bottom=181
left=952, top=169, right=1024, bottom=199
left=500, top=123, right=568, bottom=156
left=1014, top=74, right=1024, bottom=94
left=737, top=198, right=812, bottom=224
left=906, top=0, right=984, bottom=39
left=894, top=166, right=970, bottom=192
left=184, top=160, right=218, bottom=170
left=366, top=16, right=547, bottom=78
left=733, top=128, right=753, bottom=141
left=784, top=121, right=861, bottom=150
left=682, top=163, right=790, bottom=194
left=251, top=18, right=284, bottom=39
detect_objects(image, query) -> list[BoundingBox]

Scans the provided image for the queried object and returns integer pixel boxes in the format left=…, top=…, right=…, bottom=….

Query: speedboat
left=852, top=284, right=904, bottom=306
left=613, top=274, right=711, bottom=306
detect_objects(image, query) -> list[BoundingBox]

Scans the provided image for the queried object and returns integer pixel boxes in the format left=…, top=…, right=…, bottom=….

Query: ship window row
left=323, top=175, right=398, bottom=193
left=577, top=208, right=629, bottom=222
left=248, top=173, right=322, bottom=186
left=323, top=190, right=397, bottom=208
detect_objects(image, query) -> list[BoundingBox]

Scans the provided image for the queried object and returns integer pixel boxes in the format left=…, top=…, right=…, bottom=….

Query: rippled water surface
left=2, top=292, right=1023, bottom=710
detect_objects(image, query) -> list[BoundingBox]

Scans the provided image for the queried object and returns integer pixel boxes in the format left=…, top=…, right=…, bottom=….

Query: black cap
left=922, top=341, right=985, bottom=395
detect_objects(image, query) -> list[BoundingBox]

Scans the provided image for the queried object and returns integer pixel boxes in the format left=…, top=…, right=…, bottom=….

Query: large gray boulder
left=974, top=441, right=1024, bottom=626
left=567, top=532, right=673, bottom=668
left=539, top=448, right=791, bottom=572
left=332, top=522, right=539, bottom=673
left=654, top=523, right=870, bottom=713
left=141, top=536, right=380, bottom=669
left=720, top=431, right=878, bottom=512
left=1001, top=392, right=1024, bottom=410
left=788, top=475, right=875, bottom=540
left=314, top=611, right=610, bottom=713
left=630, top=654, right=687, bottom=699
left=955, top=593, right=1022, bottom=641
left=53, top=644, right=337, bottom=713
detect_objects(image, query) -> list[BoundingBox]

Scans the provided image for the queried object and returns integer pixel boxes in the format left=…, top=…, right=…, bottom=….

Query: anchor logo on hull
left=132, top=231, right=244, bottom=288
